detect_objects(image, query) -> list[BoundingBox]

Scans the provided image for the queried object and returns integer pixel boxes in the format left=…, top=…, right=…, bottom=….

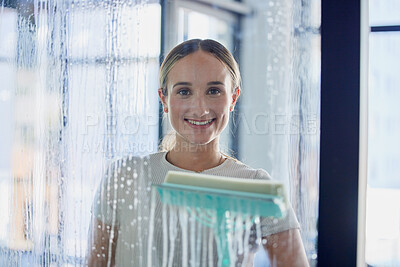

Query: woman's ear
left=230, top=87, right=241, bottom=112
left=158, top=88, right=168, bottom=113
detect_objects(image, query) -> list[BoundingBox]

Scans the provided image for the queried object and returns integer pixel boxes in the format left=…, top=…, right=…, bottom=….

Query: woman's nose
left=191, top=95, right=209, bottom=117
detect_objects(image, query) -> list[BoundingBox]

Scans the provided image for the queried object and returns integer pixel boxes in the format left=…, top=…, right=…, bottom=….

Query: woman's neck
left=166, top=141, right=225, bottom=173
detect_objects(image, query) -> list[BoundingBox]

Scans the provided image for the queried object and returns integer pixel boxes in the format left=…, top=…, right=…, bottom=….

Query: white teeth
left=187, top=119, right=213, bottom=125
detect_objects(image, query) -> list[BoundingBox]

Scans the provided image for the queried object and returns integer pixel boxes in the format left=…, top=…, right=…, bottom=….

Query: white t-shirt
left=92, top=151, right=300, bottom=266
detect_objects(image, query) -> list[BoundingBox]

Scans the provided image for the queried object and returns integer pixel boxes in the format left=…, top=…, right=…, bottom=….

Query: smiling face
left=159, top=51, right=240, bottom=148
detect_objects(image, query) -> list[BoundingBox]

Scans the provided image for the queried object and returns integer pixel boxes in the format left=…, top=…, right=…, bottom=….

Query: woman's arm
left=87, top=218, right=118, bottom=267
left=263, top=229, right=309, bottom=267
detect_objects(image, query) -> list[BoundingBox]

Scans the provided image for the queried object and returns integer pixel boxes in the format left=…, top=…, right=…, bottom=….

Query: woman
left=88, top=39, right=309, bottom=266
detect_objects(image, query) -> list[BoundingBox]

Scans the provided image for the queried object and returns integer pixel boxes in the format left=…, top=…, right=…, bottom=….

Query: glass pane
left=239, top=1, right=320, bottom=265
left=369, top=0, right=400, bottom=26
left=366, top=32, right=400, bottom=266
left=166, top=0, right=320, bottom=266
left=0, top=1, right=160, bottom=265
left=1, top=0, right=320, bottom=266
left=0, top=8, right=17, bottom=59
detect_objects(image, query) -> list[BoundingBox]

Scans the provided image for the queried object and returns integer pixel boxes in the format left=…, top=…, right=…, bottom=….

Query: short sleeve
left=91, top=160, right=121, bottom=226
left=254, top=169, right=300, bottom=236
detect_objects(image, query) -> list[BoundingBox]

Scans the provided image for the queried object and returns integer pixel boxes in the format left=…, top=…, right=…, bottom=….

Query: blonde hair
left=159, top=39, right=241, bottom=151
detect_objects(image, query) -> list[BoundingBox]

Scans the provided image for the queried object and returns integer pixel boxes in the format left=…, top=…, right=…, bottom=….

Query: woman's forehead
left=168, top=51, right=230, bottom=83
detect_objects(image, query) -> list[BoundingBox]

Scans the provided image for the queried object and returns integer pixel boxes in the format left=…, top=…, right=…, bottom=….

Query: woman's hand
left=263, top=229, right=309, bottom=267
left=87, top=219, right=118, bottom=267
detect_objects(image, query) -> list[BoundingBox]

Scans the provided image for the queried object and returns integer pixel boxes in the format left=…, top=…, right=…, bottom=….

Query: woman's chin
left=181, top=137, right=216, bottom=148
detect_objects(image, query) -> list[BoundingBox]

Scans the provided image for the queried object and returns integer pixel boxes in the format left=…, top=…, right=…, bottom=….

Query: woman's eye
left=208, top=88, right=221, bottom=95
left=177, top=89, right=190, bottom=96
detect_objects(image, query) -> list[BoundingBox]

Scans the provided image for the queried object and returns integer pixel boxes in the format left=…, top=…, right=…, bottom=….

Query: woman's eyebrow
left=172, top=81, right=224, bottom=88
left=207, top=81, right=224, bottom=86
left=173, top=82, right=192, bottom=88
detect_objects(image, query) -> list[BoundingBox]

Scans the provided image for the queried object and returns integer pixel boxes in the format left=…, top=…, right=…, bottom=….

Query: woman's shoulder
left=147, top=151, right=167, bottom=162
left=101, top=152, right=160, bottom=180
left=106, top=151, right=166, bottom=169
left=214, top=157, right=272, bottom=180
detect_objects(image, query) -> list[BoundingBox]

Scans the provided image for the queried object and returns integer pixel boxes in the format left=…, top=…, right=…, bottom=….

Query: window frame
left=318, top=1, right=361, bottom=266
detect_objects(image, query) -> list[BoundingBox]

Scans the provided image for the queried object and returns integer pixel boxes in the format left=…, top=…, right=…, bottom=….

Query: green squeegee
left=153, top=171, right=288, bottom=267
